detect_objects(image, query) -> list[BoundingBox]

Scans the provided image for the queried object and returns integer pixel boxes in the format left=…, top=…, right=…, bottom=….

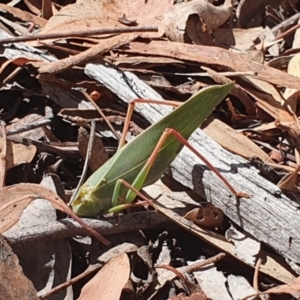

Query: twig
left=38, top=32, right=140, bottom=74
left=40, top=264, right=101, bottom=299
left=156, top=252, right=225, bottom=274
left=156, top=253, right=226, bottom=293
left=0, top=26, right=158, bottom=45
left=80, top=89, right=120, bottom=141
left=0, top=121, right=7, bottom=188
left=271, top=12, right=300, bottom=36
left=253, top=258, right=262, bottom=292
left=6, top=136, right=80, bottom=158
left=172, top=71, right=257, bottom=77
left=274, top=23, right=300, bottom=41
left=69, top=120, right=96, bottom=206
left=156, top=264, right=189, bottom=285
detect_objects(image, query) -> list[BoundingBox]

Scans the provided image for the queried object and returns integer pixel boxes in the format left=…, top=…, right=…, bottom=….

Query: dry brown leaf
left=0, top=139, right=36, bottom=170
left=0, top=183, right=110, bottom=245
left=240, top=84, right=295, bottom=124
left=284, top=53, right=300, bottom=113
left=201, top=66, right=256, bottom=115
left=264, top=276, right=300, bottom=294
left=34, top=0, right=173, bottom=41
left=244, top=276, right=300, bottom=299
left=230, top=27, right=264, bottom=51
left=0, top=4, right=46, bottom=27
left=124, top=40, right=300, bottom=90
left=203, top=118, right=274, bottom=164
left=0, top=236, right=39, bottom=299
left=274, top=119, right=300, bottom=139
left=78, top=127, right=109, bottom=172
left=277, top=165, right=300, bottom=195
left=269, top=149, right=284, bottom=163
left=78, top=253, right=130, bottom=300
left=163, top=0, right=232, bottom=43
left=185, top=204, right=224, bottom=230
left=236, top=0, right=282, bottom=28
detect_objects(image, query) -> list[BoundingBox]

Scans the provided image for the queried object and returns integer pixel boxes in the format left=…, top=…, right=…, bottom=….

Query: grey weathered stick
left=4, top=211, right=177, bottom=247
left=84, top=63, right=300, bottom=264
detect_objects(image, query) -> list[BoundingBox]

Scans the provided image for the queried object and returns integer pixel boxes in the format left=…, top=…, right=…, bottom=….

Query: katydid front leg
left=109, top=98, right=250, bottom=213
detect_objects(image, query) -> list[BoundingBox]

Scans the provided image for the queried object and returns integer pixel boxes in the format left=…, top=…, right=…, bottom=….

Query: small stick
left=0, top=122, right=7, bottom=188
left=156, top=252, right=225, bottom=274
left=80, top=89, right=120, bottom=141
left=0, top=26, right=158, bottom=45
left=40, top=264, right=101, bottom=299
left=271, top=12, right=300, bottom=36
left=172, top=71, right=257, bottom=77
left=253, top=258, right=262, bottom=292
left=274, top=23, right=300, bottom=41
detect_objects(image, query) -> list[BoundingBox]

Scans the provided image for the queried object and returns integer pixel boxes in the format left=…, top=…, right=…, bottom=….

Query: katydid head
left=71, top=182, right=108, bottom=217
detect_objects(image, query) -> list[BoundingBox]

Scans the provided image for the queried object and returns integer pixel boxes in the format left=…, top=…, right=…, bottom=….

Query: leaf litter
left=1, top=0, right=300, bottom=299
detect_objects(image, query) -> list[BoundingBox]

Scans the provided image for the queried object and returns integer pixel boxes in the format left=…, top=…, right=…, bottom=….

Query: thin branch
left=172, top=70, right=257, bottom=77
left=40, top=264, right=101, bottom=299
left=253, top=258, right=262, bottom=292
left=0, top=26, right=158, bottom=45
left=0, top=122, right=7, bottom=188
left=80, top=89, right=120, bottom=141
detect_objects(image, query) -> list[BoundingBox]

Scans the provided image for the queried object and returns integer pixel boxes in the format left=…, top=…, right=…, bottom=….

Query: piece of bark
left=85, top=63, right=300, bottom=265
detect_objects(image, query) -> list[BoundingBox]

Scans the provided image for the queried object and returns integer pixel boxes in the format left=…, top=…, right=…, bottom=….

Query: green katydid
left=71, top=83, right=249, bottom=217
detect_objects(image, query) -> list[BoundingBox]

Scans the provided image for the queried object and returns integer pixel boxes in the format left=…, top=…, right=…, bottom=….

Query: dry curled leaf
left=244, top=276, right=300, bottom=299
left=185, top=204, right=224, bottom=230
left=277, top=165, right=300, bottom=195
left=203, top=118, right=274, bottom=164
left=264, top=276, right=300, bottom=295
left=0, top=139, right=36, bottom=170
left=0, top=236, right=39, bottom=299
left=35, top=0, right=173, bottom=41
left=163, top=0, right=233, bottom=43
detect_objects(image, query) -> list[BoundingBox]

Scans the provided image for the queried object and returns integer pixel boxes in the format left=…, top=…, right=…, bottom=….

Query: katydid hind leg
left=125, top=127, right=250, bottom=202
left=165, top=129, right=250, bottom=198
